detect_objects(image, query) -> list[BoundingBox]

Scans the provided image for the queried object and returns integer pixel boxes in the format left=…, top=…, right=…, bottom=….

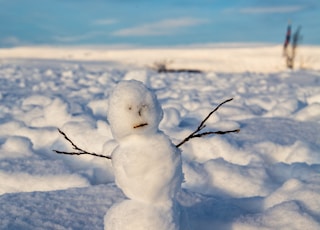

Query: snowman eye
left=128, top=106, right=132, bottom=110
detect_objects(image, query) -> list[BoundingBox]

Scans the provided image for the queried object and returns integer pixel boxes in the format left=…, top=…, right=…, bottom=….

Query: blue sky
left=0, top=0, right=319, bottom=47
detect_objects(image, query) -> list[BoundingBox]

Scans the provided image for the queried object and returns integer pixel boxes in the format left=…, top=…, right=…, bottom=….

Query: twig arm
left=53, top=149, right=111, bottom=159
left=53, top=129, right=111, bottom=160
left=198, top=98, right=233, bottom=129
left=175, top=98, right=240, bottom=148
left=191, top=129, right=240, bottom=138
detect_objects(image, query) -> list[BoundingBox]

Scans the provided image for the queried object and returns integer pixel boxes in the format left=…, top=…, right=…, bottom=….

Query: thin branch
left=56, top=128, right=80, bottom=151
left=191, top=129, right=240, bottom=138
left=176, top=98, right=240, bottom=148
left=53, top=149, right=111, bottom=159
left=199, top=98, right=233, bottom=129
left=53, top=129, right=111, bottom=160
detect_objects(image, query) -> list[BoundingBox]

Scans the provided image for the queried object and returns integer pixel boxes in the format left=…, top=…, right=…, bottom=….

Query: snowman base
left=104, top=199, right=180, bottom=230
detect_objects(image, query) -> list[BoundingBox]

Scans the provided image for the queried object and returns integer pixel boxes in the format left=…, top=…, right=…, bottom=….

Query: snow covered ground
left=0, top=45, right=320, bottom=229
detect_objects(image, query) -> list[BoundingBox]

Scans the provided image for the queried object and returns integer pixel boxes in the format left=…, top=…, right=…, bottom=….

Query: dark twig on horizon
left=53, top=129, right=111, bottom=159
left=151, top=60, right=202, bottom=74
left=175, top=98, right=240, bottom=148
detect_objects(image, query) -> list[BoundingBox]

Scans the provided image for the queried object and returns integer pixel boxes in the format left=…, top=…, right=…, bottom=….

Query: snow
left=1, top=44, right=320, bottom=73
left=0, top=44, right=320, bottom=229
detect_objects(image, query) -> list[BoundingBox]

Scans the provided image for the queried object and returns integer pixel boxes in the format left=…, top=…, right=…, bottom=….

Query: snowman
left=104, top=80, right=183, bottom=230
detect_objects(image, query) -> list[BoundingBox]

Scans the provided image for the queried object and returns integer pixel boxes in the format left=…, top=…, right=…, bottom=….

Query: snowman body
left=112, top=132, right=182, bottom=204
left=104, top=200, right=180, bottom=230
left=104, top=80, right=183, bottom=230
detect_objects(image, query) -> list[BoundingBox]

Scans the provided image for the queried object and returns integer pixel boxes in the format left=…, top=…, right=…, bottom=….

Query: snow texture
left=0, top=45, right=320, bottom=229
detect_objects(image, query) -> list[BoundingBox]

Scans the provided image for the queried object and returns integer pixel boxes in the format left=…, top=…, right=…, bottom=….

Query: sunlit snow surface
left=0, top=46, right=320, bottom=229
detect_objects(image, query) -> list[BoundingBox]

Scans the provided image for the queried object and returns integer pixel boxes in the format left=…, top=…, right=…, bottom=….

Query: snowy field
left=0, top=45, right=320, bottom=229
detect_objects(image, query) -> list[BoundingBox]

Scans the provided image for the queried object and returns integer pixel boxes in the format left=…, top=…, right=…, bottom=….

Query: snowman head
left=107, top=80, right=163, bottom=140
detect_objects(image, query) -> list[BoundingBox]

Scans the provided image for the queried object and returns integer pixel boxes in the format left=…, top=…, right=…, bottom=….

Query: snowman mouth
left=133, top=123, right=148, bottom=129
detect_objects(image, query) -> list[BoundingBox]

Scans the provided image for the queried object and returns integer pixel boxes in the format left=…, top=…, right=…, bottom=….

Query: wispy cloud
left=54, top=19, right=117, bottom=43
left=113, top=17, right=207, bottom=37
left=53, top=31, right=107, bottom=43
left=238, top=5, right=305, bottom=14
left=1, top=36, right=24, bottom=46
left=92, top=18, right=118, bottom=26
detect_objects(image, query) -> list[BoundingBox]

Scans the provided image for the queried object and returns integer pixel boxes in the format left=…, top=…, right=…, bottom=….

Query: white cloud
left=113, top=17, right=207, bottom=37
left=238, top=5, right=305, bottom=14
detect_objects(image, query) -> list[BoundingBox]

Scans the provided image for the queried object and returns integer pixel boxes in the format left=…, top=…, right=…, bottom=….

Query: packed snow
left=0, top=45, right=320, bottom=230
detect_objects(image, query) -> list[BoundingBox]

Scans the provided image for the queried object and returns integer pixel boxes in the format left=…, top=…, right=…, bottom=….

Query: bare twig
left=175, top=98, right=240, bottom=148
left=191, top=129, right=240, bottom=138
left=53, top=129, right=111, bottom=159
